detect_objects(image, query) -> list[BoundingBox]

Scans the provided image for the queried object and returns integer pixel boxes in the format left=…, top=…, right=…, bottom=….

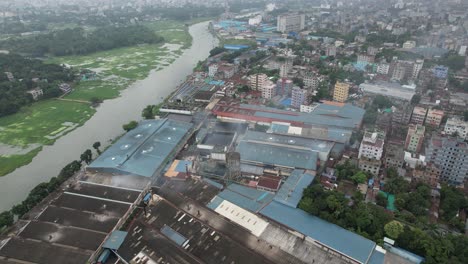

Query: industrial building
left=360, top=82, right=416, bottom=101
left=88, top=119, right=193, bottom=178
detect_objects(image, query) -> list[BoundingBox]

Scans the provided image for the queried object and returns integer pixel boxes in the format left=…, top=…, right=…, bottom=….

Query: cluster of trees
left=1, top=25, right=164, bottom=57
left=209, top=47, right=226, bottom=57
left=0, top=21, right=47, bottom=34
left=309, top=81, right=331, bottom=102
left=123, top=121, right=139, bottom=132
left=141, top=104, right=161, bottom=119
left=299, top=183, right=468, bottom=263
left=363, top=95, right=393, bottom=124
left=221, top=50, right=243, bottom=63
left=439, top=52, right=465, bottom=72
left=440, top=185, right=468, bottom=231
left=366, top=31, right=412, bottom=46
left=0, top=54, right=74, bottom=117
left=334, top=160, right=369, bottom=183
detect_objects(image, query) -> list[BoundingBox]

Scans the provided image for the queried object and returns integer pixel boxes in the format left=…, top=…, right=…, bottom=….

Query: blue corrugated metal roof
left=203, top=178, right=224, bottom=190
left=208, top=184, right=274, bottom=212
left=387, top=246, right=424, bottom=264
left=207, top=195, right=224, bottom=210
left=102, top=231, right=128, bottom=250
left=274, top=170, right=314, bottom=208
left=237, top=141, right=318, bottom=170
left=175, top=160, right=192, bottom=172
left=260, top=201, right=376, bottom=264
left=368, top=248, right=385, bottom=264
left=88, top=119, right=192, bottom=177
left=160, top=225, right=187, bottom=246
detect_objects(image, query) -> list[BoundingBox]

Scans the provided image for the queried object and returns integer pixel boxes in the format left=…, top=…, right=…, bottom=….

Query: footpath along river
left=0, top=21, right=218, bottom=212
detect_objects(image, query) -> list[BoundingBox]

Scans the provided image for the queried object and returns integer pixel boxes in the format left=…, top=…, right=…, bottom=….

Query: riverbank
left=0, top=20, right=196, bottom=177
left=0, top=21, right=217, bottom=211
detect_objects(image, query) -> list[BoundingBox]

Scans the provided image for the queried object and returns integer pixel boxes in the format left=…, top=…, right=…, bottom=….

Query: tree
left=209, top=47, right=226, bottom=57
left=376, top=192, right=388, bottom=207
left=123, top=120, right=138, bottom=132
left=92, top=141, right=101, bottom=154
left=385, top=176, right=409, bottom=194
left=142, top=105, right=155, bottom=119
left=385, top=220, right=404, bottom=239
left=411, top=94, right=421, bottom=105
left=0, top=211, right=13, bottom=229
left=80, top=149, right=93, bottom=164
left=351, top=171, right=367, bottom=184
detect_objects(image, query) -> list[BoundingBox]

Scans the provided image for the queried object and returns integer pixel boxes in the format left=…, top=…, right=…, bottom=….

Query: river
left=0, top=21, right=218, bottom=212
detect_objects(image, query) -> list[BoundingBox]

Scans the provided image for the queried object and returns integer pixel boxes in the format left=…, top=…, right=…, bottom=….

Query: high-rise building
left=426, top=136, right=468, bottom=186
left=444, top=116, right=468, bottom=139
left=279, top=59, right=293, bottom=78
left=291, top=87, right=307, bottom=108
left=262, top=81, right=276, bottom=99
left=377, top=63, right=390, bottom=75
left=277, top=13, right=305, bottom=33
left=303, top=74, right=320, bottom=89
left=208, top=63, right=218, bottom=77
left=249, top=73, right=268, bottom=91
left=276, top=78, right=293, bottom=96
left=333, top=82, right=350, bottom=103
left=405, top=124, right=425, bottom=153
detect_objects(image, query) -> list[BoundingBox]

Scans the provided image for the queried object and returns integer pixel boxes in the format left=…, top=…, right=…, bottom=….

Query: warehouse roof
left=88, top=119, right=192, bottom=177
left=207, top=184, right=274, bottom=213
left=237, top=140, right=318, bottom=170
left=260, top=201, right=376, bottom=264
left=274, top=170, right=314, bottom=208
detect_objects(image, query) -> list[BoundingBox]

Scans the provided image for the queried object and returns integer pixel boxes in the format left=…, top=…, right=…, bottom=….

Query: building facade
left=358, top=130, right=385, bottom=160
left=426, top=136, right=468, bottom=186
left=277, top=13, right=305, bottom=33
left=262, top=82, right=276, bottom=99
left=410, top=106, right=427, bottom=125
left=276, top=78, right=293, bottom=96
left=333, top=82, right=350, bottom=103
left=249, top=73, right=268, bottom=91
left=425, top=109, right=444, bottom=127
left=444, top=117, right=468, bottom=139
left=291, top=87, right=307, bottom=108
left=405, top=124, right=425, bottom=153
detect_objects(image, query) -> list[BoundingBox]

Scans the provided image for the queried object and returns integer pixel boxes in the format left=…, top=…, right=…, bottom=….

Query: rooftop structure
left=207, top=183, right=274, bottom=213
left=212, top=100, right=365, bottom=130
left=88, top=119, right=192, bottom=178
left=444, top=116, right=468, bottom=139
left=360, top=82, right=416, bottom=101
left=358, top=130, right=385, bottom=160
left=273, top=169, right=314, bottom=208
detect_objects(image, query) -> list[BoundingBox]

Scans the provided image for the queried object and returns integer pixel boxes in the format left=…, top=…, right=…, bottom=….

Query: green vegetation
left=439, top=53, right=465, bottom=72
left=0, top=147, right=42, bottom=177
left=0, top=54, right=74, bottom=117
left=1, top=25, right=164, bottom=56
left=384, top=220, right=404, bottom=239
left=123, top=121, right=138, bottom=132
left=0, top=100, right=94, bottom=176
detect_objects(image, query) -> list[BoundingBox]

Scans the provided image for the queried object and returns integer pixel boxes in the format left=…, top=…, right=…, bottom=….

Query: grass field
left=0, top=147, right=42, bottom=177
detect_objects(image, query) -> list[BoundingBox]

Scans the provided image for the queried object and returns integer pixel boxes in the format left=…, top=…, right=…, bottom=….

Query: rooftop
left=360, top=82, right=415, bottom=101
left=274, top=170, right=315, bottom=208
left=88, top=119, right=192, bottom=178
left=260, top=201, right=376, bottom=264
left=207, top=184, right=274, bottom=213
left=237, top=140, right=318, bottom=170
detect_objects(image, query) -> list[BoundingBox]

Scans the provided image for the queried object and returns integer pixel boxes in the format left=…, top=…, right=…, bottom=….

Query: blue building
left=433, top=65, right=449, bottom=79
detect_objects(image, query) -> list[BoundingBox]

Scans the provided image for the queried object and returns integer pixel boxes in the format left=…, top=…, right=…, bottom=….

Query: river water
left=0, top=21, right=218, bottom=212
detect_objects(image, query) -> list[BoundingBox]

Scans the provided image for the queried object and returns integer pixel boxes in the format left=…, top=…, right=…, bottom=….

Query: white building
left=277, top=13, right=305, bottom=33
left=26, top=88, right=43, bottom=100
left=208, top=64, right=218, bottom=77
left=303, top=74, right=320, bottom=89
left=444, top=117, right=468, bottom=139
left=249, top=73, right=268, bottom=91
left=248, top=15, right=262, bottom=26
left=376, top=63, right=390, bottom=75
left=402, top=41, right=416, bottom=49
left=358, top=131, right=385, bottom=160
left=262, top=81, right=276, bottom=99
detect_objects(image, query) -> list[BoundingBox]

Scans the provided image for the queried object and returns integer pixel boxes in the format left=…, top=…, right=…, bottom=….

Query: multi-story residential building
left=218, top=64, right=236, bottom=79
left=333, top=82, right=350, bottom=103
left=358, top=130, right=385, bottom=160
left=444, top=117, right=468, bottom=139
left=425, top=109, right=444, bottom=127
left=392, top=104, right=412, bottom=124
left=249, top=73, right=268, bottom=91
left=426, top=136, right=468, bottom=186
left=433, top=65, right=449, bottom=79
left=412, top=59, right=424, bottom=80
left=326, top=45, right=337, bottom=57
left=291, top=87, right=307, bottom=108
left=262, top=81, right=276, bottom=99
left=303, top=74, right=320, bottom=89
left=377, top=63, right=390, bottom=75
left=277, top=13, right=305, bottom=33
left=359, top=157, right=381, bottom=176
left=279, top=60, right=293, bottom=78
left=276, top=78, right=293, bottom=96
left=357, top=54, right=375, bottom=64
left=390, top=59, right=424, bottom=81
left=405, top=124, right=425, bottom=154
left=410, top=106, right=427, bottom=125
left=367, top=46, right=379, bottom=56
left=412, top=163, right=440, bottom=188
left=208, top=63, right=218, bottom=77
left=385, top=144, right=405, bottom=169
